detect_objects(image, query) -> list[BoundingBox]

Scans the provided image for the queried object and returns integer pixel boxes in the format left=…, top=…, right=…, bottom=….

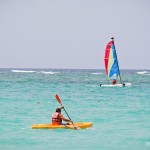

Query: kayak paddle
left=55, top=94, right=78, bottom=130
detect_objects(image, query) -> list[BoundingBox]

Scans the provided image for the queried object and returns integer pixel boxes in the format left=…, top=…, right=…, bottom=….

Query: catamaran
left=100, top=37, right=131, bottom=87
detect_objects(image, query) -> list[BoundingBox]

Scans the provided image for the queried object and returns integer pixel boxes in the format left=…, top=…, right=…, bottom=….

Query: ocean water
left=0, top=68, right=150, bottom=150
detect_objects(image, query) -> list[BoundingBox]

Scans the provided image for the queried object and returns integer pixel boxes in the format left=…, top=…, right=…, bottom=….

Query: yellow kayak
left=32, top=122, right=93, bottom=129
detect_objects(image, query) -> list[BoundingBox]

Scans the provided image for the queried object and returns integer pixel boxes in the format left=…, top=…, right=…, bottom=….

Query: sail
left=104, top=38, right=121, bottom=80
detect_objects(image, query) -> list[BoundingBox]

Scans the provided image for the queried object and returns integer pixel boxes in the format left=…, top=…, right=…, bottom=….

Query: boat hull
left=100, top=83, right=131, bottom=87
left=32, top=122, right=93, bottom=129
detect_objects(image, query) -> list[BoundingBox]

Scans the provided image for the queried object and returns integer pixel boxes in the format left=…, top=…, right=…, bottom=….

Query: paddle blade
left=74, top=126, right=78, bottom=130
left=71, top=122, right=78, bottom=130
left=55, top=94, right=62, bottom=105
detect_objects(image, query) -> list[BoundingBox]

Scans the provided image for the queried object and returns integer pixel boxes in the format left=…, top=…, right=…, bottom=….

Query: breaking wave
left=137, top=71, right=148, bottom=75
left=91, top=73, right=103, bottom=75
left=11, top=70, right=36, bottom=73
left=40, top=71, right=59, bottom=74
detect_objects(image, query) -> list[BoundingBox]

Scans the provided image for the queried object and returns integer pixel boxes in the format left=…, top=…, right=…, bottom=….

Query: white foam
left=11, top=70, right=35, bottom=73
left=91, top=73, right=103, bottom=75
left=137, top=71, right=148, bottom=74
left=40, top=71, right=59, bottom=74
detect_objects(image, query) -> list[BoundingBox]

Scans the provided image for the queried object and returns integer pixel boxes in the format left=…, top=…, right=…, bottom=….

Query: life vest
left=52, top=112, right=62, bottom=125
left=112, top=80, right=117, bottom=85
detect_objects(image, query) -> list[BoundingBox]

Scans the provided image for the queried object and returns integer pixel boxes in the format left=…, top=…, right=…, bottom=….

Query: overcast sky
left=0, top=0, right=150, bottom=69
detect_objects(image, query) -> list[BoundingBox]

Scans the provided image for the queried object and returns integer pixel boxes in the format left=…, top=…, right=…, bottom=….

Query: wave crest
left=91, top=73, right=103, bottom=75
left=40, top=71, right=59, bottom=74
left=11, top=70, right=35, bottom=73
left=137, top=71, right=148, bottom=75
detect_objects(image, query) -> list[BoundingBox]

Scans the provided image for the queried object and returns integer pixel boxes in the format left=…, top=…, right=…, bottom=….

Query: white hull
left=100, top=83, right=131, bottom=87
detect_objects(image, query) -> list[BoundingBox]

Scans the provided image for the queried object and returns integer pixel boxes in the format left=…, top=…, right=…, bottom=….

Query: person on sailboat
left=112, top=79, right=117, bottom=85
left=52, top=107, right=73, bottom=125
left=111, top=37, right=114, bottom=42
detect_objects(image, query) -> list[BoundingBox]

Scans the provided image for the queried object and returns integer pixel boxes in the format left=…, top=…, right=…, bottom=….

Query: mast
left=111, top=37, right=122, bottom=83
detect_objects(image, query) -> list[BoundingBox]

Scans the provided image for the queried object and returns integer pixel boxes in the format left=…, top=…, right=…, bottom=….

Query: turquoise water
left=0, top=68, right=150, bottom=150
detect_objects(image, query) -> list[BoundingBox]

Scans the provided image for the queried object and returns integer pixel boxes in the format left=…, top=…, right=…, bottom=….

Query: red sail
left=104, top=41, right=113, bottom=75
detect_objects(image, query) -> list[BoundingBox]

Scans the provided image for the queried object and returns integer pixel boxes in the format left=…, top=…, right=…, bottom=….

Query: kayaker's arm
left=59, top=114, right=72, bottom=123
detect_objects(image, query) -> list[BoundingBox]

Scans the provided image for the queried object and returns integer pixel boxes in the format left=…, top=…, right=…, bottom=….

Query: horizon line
left=0, top=67, right=149, bottom=70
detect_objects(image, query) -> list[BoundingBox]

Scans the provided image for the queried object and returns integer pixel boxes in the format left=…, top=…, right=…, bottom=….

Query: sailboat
left=100, top=37, right=131, bottom=87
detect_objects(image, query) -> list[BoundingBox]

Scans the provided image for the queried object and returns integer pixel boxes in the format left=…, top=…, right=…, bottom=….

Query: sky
left=0, top=0, right=150, bottom=69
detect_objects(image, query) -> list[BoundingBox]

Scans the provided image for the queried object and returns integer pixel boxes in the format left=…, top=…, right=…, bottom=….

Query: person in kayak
left=112, top=79, right=117, bottom=85
left=52, top=107, right=73, bottom=125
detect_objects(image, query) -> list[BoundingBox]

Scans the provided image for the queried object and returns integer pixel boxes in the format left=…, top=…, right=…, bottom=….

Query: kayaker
left=112, top=79, right=117, bottom=85
left=52, top=106, right=73, bottom=125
